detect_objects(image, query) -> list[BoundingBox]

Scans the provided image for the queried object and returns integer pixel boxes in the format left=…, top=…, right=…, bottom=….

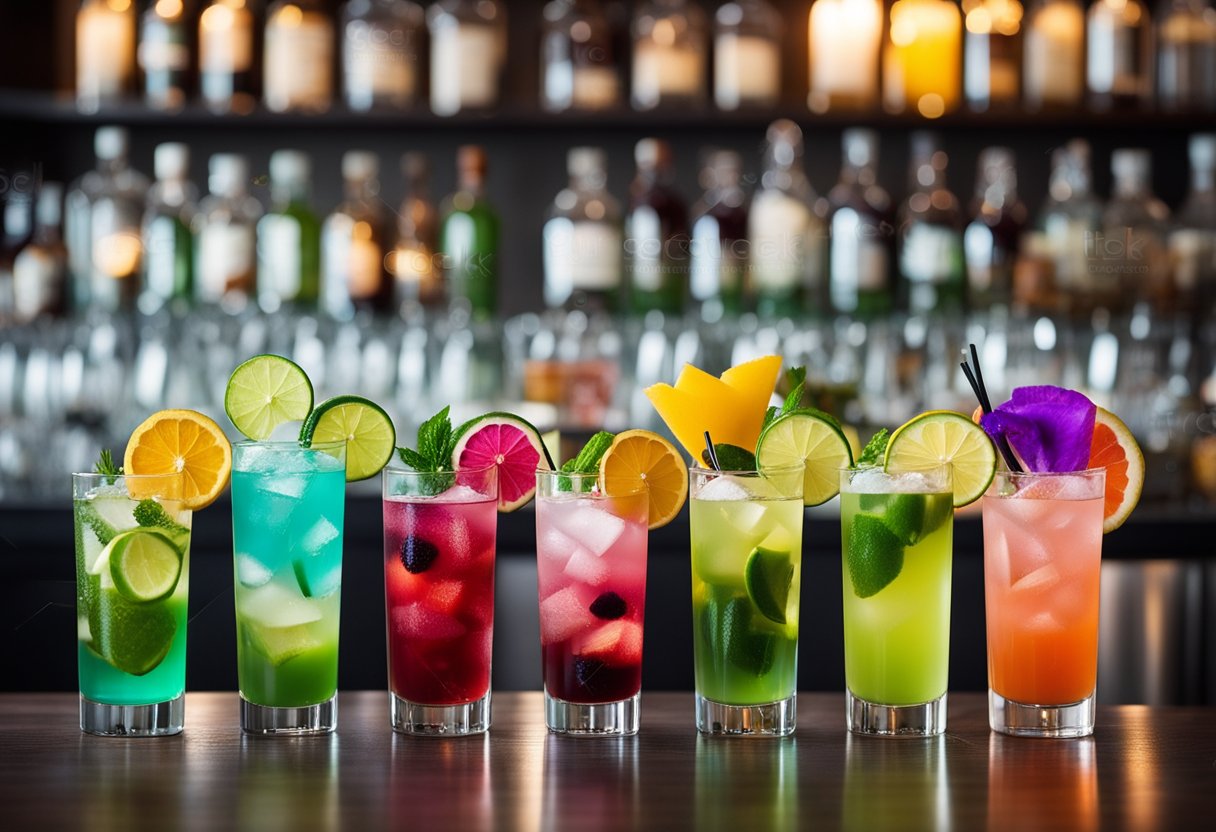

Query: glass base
left=545, top=689, right=639, bottom=736
left=695, top=693, right=795, bottom=737
left=391, top=691, right=490, bottom=736
left=79, top=693, right=184, bottom=737
left=240, top=694, right=336, bottom=735
left=847, top=689, right=947, bottom=736
left=989, top=689, right=1095, bottom=738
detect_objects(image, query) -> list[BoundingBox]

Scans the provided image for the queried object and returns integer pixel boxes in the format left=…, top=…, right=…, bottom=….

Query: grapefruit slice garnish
left=1089, top=407, right=1144, bottom=533
left=450, top=413, right=554, bottom=512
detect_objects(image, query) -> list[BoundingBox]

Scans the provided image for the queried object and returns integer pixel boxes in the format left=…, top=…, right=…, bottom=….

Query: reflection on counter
left=987, top=733, right=1098, bottom=832
left=695, top=735, right=798, bottom=832
left=841, top=734, right=949, bottom=831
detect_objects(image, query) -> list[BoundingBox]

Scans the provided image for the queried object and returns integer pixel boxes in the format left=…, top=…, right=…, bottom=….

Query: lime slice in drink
left=744, top=547, right=794, bottom=625
left=449, top=412, right=554, bottom=512
left=107, top=529, right=183, bottom=604
left=225, top=354, right=314, bottom=441
left=846, top=514, right=905, bottom=599
left=756, top=410, right=854, bottom=507
left=300, top=395, right=396, bottom=482
left=96, top=589, right=178, bottom=675
left=884, top=410, right=997, bottom=508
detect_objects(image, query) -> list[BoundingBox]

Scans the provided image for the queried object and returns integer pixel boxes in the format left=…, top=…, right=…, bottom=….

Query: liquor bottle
left=964, top=147, right=1027, bottom=310
left=0, top=193, right=35, bottom=323
left=626, top=138, right=689, bottom=315
left=258, top=150, right=321, bottom=312
left=691, top=150, right=749, bottom=317
left=440, top=146, right=500, bottom=319
left=1087, top=0, right=1154, bottom=109
left=807, top=0, right=882, bottom=113
left=139, top=0, right=191, bottom=110
left=898, top=133, right=966, bottom=315
left=76, top=0, right=136, bottom=112
left=750, top=120, right=827, bottom=318
left=962, top=0, right=1024, bottom=111
left=199, top=0, right=257, bottom=114
left=1172, top=134, right=1216, bottom=324
left=1156, top=0, right=1216, bottom=112
left=141, top=143, right=197, bottom=313
left=428, top=0, right=507, bottom=117
left=341, top=0, right=424, bottom=111
left=194, top=154, right=261, bottom=309
left=322, top=151, right=391, bottom=319
left=631, top=0, right=708, bottom=111
left=543, top=148, right=623, bottom=314
left=264, top=0, right=334, bottom=113
left=713, top=0, right=781, bottom=110
left=392, top=152, right=441, bottom=309
left=883, top=0, right=963, bottom=118
left=827, top=128, right=894, bottom=318
left=541, top=0, right=621, bottom=112
left=12, top=184, right=69, bottom=323
left=1102, top=149, right=1172, bottom=314
left=1024, top=0, right=1085, bottom=109
left=1037, top=139, right=1104, bottom=316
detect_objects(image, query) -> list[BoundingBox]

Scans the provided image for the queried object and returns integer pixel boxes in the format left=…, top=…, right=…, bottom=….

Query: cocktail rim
left=839, top=462, right=952, bottom=491
left=72, top=471, right=186, bottom=500
left=232, top=439, right=346, bottom=451
left=535, top=467, right=648, bottom=498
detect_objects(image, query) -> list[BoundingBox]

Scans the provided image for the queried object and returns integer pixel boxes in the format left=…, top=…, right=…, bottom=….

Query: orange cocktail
left=982, top=469, right=1105, bottom=735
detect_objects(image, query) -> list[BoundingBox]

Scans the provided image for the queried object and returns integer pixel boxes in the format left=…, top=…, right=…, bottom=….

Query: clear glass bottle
left=341, top=0, right=424, bottom=111
left=964, top=147, right=1027, bottom=310
left=392, top=152, right=441, bottom=309
left=713, top=0, right=781, bottom=110
left=962, top=0, right=1024, bottom=111
left=264, top=0, right=334, bottom=113
left=194, top=153, right=261, bottom=310
left=1024, top=0, right=1086, bottom=109
left=883, top=0, right=963, bottom=118
left=1157, top=0, right=1216, bottom=112
left=750, top=120, right=828, bottom=318
left=428, top=0, right=507, bottom=117
left=199, top=0, right=257, bottom=114
left=1037, top=139, right=1104, bottom=316
left=76, top=0, right=137, bottom=112
left=898, top=132, right=966, bottom=315
left=1087, top=0, right=1154, bottom=109
left=12, top=184, right=68, bottom=323
left=139, top=0, right=191, bottom=110
left=440, top=146, right=500, bottom=319
left=1172, top=134, right=1216, bottom=324
left=141, top=142, right=196, bottom=313
left=1, top=191, right=33, bottom=321
left=827, top=128, right=894, bottom=319
left=544, top=147, right=623, bottom=314
left=626, top=138, right=690, bottom=315
left=691, top=150, right=749, bottom=317
left=258, top=150, right=321, bottom=313
left=322, top=151, right=392, bottom=319
left=808, top=0, right=883, bottom=113
left=1101, top=149, right=1172, bottom=314
left=631, top=0, right=708, bottom=111
left=541, top=0, right=621, bottom=112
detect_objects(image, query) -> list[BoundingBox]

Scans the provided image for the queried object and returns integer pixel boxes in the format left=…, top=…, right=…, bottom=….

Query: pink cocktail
left=383, top=465, right=497, bottom=735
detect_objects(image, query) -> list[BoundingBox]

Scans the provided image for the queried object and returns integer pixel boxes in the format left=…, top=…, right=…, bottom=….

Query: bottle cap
left=94, top=126, right=128, bottom=161
left=457, top=145, right=488, bottom=175
left=635, top=138, right=672, bottom=171
left=842, top=128, right=878, bottom=169
left=270, top=150, right=311, bottom=186
left=1189, top=134, right=1216, bottom=171
left=209, top=153, right=249, bottom=196
left=154, top=143, right=190, bottom=181
left=1111, top=148, right=1150, bottom=183
left=36, top=182, right=63, bottom=227
left=568, top=147, right=607, bottom=179
left=342, top=150, right=379, bottom=182
left=765, top=120, right=802, bottom=167
left=401, top=151, right=430, bottom=182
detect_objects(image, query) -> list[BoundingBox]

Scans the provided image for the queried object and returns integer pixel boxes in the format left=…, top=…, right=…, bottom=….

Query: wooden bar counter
left=1, top=692, right=1213, bottom=830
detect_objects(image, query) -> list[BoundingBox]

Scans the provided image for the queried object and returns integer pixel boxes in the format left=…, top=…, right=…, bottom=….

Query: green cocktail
left=73, top=472, right=191, bottom=736
left=690, top=465, right=804, bottom=736
left=840, top=465, right=953, bottom=735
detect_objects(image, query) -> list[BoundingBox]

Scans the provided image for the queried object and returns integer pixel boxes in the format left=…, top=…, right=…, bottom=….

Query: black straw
left=961, top=344, right=1024, bottom=474
left=703, top=431, right=721, bottom=471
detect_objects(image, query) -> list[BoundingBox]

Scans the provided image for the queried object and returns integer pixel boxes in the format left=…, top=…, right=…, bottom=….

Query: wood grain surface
left=0, top=692, right=1212, bottom=831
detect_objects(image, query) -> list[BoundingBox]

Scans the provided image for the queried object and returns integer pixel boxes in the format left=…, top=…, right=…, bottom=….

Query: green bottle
left=440, top=145, right=499, bottom=320
left=142, top=143, right=196, bottom=312
left=258, top=150, right=321, bottom=311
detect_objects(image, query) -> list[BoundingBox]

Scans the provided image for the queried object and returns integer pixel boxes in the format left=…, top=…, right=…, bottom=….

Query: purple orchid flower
left=979, top=386, right=1097, bottom=473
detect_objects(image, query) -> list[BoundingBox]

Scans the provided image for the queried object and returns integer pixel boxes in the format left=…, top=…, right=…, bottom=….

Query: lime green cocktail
left=840, top=465, right=953, bottom=735
left=690, top=465, right=804, bottom=736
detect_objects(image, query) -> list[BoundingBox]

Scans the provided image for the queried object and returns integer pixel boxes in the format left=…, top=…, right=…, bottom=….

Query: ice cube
left=1022, top=610, right=1065, bottom=633
left=299, top=516, right=341, bottom=554
left=305, top=564, right=342, bottom=599
left=548, top=505, right=626, bottom=558
left=257, top=474, right=310, bottom=501
left=725, top=501, right=769, bottom=537
left=564, top=546, right=611, bottom=586
left=240, top=581, right=324, bottom=629
left=538, top=586, right=597, bottom=645
left=442, top=485, right=488, bottom=504
left=392, top=602, right=466, bottom=640
left=236, top=554, right=274, bottom=588
left=1008, top=537, right=1054, bottom=584
left=695, top=475, right=753, bottom=502
left=77, top=615, right=92, bottom=643
left=538, top=526, right=579, bottom=569
left=1012, top=563, right=1062, bottom=595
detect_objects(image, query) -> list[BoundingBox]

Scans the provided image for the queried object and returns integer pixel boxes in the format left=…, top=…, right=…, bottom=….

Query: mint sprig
left=857, top=429, right=890, bottom=468
left=94, top=449, right=123, bottom=484
left=395, top=407, right=459, bottom=495
left=558, top=431, right=614, bottom=492
left=761, top=367, right=808, bottom=433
